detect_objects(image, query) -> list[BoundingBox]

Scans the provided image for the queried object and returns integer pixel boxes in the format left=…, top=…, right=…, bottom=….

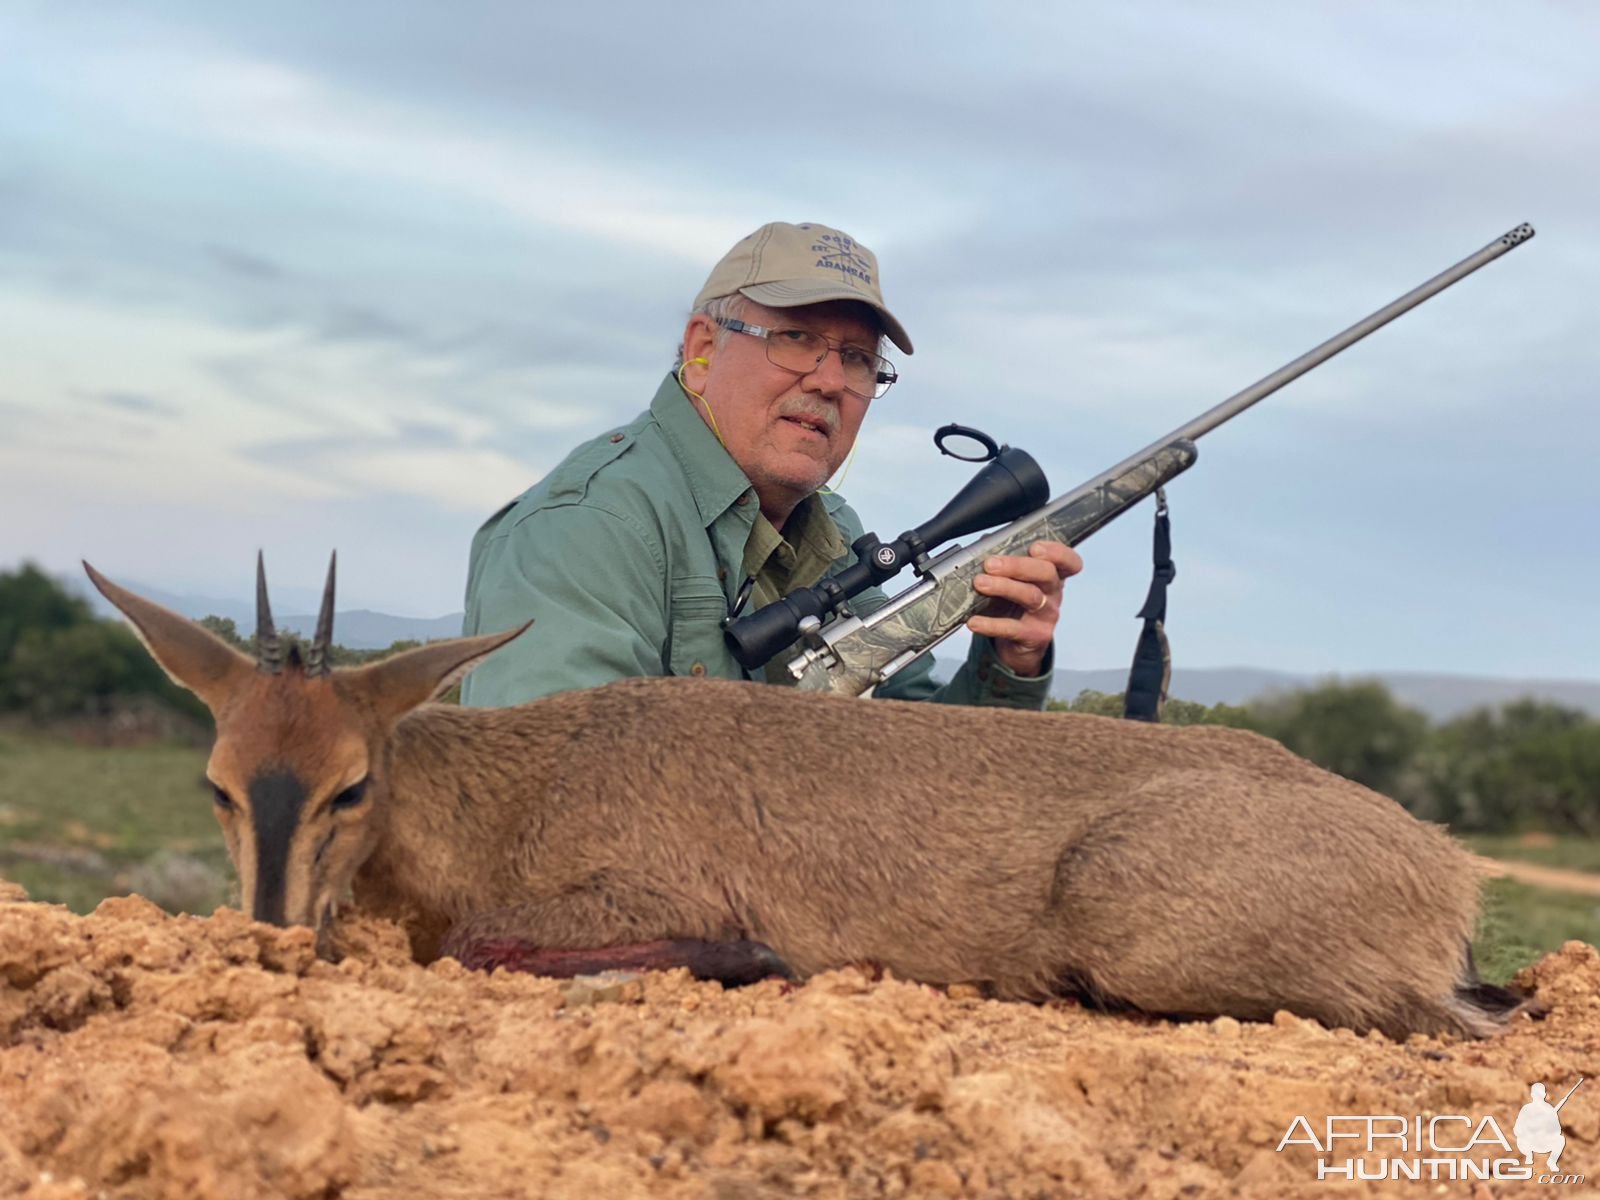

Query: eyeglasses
left=714, top=317, right=898, bottom=400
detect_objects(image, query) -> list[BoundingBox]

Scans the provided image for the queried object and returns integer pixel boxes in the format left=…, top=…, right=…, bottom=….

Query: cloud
left=204, top=243, right=286, bottom=280
left=89, top=390, right=180, bottom=416
left=236, top=435, right=544, bottom=513
left=313, top=304, right=417, bottom=345
left=59, top=36, right=764, bottom=264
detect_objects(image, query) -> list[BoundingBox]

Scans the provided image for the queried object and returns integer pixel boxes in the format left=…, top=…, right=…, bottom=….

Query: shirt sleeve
left=460, top=503, right=671, bottom=707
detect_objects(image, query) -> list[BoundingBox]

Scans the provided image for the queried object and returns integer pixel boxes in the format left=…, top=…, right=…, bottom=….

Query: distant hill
left=78, top=579, right=465, bottom=650
left=78, top=582, right=1600, bottom=722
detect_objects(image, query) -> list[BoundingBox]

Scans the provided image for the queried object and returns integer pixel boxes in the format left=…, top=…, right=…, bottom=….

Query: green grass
left=1474, top=876, right=1600, bottom=984
left=1464, top=836, right=1600, bottom=982
left=0, top=728, right=230, bottom=913
left=0, top=731, right=1595, bottom=984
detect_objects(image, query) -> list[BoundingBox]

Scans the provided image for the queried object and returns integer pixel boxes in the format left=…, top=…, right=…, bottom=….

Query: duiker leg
left=444, top=934, right=792, bottom=984
left=438, top=871, right=793, bottom=985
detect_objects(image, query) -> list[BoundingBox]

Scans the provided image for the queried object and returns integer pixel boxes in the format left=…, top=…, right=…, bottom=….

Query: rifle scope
left=723, top=440, right=1050, bottom=670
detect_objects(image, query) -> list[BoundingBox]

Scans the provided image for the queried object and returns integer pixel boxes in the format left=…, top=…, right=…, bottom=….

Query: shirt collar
left=741, top=492, right=846, bottom=580
left=650, top=372, right=755, bottom=527
left=788, top=492, right=848, bottom=562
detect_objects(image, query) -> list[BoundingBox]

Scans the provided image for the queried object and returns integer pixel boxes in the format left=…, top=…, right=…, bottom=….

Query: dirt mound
left=2, top=883, right=1595, bottom=1199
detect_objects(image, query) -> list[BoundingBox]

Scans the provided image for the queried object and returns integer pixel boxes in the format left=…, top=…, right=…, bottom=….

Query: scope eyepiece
left=724, top=596, right=815, bottom=669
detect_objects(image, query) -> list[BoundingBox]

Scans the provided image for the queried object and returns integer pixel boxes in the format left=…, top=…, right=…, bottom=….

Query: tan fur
left=87, top=564, right=1515, bottom=1039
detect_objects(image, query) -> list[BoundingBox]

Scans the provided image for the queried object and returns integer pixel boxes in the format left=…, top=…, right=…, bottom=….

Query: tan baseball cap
left=693, top=221, right=914, bottom=354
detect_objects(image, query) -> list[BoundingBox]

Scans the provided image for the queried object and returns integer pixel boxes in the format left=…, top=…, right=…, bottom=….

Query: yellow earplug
left=689, top=357, right=709, bottom=366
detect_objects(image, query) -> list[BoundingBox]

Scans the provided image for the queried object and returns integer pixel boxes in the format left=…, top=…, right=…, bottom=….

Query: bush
left=1049, top=680, right=1598, bottom=835
left=1247, top=679, right=1428, bottom=796
left=1049, top=689, right=1256, bottom=728
left=7, top=620, right=204, bottom=722
left=0, top=565, right=93, bottom=707
left=1400, top=701, right=1600, bottom=834
left=121, top=851, right=231, bottom=915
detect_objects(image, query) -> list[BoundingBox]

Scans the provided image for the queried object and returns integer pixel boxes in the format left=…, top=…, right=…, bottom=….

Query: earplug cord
left=677, top=362, right=727, bottom=449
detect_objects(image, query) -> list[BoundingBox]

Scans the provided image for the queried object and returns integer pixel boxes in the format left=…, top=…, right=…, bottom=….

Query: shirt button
left=609, top=432, right=625, bottom=444
left=717, top=567, right=728, bottom=581
left=690, top=662, right=707, bottom=676
left=734, top=493, right=749, bottom=507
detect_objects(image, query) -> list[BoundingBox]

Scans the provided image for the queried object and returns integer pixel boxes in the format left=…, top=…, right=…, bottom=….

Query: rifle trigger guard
left=933, top=424, right=1003, bottom=463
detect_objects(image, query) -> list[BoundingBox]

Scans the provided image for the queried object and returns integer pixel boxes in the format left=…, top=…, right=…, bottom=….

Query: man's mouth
left=781, top=415, right=830, bottom=439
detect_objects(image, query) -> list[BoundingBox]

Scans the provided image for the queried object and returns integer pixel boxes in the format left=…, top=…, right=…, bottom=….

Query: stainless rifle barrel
left=1112, top=222, right=1535, bottom=473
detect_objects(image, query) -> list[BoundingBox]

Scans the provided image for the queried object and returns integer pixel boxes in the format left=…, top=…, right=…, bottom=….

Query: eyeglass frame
left=712, top=317, right=899, bottom=400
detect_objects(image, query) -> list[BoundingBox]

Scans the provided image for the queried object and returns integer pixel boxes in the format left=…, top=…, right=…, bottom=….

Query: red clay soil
left=1, top=879, right=1596, bottom=1199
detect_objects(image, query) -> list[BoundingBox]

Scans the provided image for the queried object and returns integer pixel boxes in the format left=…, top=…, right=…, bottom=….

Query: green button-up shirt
left=460, top=373, right=1054, bottom=708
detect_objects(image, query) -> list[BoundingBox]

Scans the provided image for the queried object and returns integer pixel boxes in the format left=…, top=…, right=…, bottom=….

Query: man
left=461, top=220, right=1081, bottom=707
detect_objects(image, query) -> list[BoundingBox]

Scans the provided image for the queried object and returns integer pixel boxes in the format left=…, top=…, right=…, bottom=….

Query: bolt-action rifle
left=723, top=224, right=1536, bottom=697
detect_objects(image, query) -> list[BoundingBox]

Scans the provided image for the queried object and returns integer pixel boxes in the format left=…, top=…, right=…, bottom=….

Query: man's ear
left=680, top=314, right=718, bottom=390
left=343, top=622, right=533, bottom=723
left=83, top=561, right=254, bottom=712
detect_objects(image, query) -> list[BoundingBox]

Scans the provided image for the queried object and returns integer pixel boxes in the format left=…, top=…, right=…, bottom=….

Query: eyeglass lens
left=766, top=330, right=894, bottom=398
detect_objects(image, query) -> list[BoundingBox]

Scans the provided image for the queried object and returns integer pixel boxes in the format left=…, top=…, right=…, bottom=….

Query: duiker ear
left=348, top=621, right=533, bottom=721
left=83, top=561, right=254, bottom=712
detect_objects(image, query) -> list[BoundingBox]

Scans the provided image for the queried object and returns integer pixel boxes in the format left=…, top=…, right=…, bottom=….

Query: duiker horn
left=255, top=551, right=285, bottom=674
left=307, top=551, right=337, bottom=677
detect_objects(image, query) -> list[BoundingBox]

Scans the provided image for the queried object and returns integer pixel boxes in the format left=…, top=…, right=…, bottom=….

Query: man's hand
left=966, top=540, right=1083, bottom=678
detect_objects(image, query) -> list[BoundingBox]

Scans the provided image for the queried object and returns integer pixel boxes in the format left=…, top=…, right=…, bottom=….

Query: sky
left=1, top=1, right=1596, bottom=680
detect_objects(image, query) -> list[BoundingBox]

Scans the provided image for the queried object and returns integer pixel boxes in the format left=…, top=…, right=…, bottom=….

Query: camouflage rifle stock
left=787, top=439, right=1197, bottom=694
left=786, top=223, right=1537, bottom=696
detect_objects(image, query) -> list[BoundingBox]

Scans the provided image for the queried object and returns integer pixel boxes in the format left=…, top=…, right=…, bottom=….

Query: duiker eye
left=330, top=779, right=369, bottom=811
left=211, top=785, right=235, bottom=812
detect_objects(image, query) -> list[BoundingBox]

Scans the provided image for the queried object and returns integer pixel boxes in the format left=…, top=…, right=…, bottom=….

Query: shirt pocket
left=666, top=576, right=740, bottom=679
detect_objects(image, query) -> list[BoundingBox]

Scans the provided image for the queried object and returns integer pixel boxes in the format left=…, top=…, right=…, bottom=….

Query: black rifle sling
left=1123, top=490, right=1174, bottom=722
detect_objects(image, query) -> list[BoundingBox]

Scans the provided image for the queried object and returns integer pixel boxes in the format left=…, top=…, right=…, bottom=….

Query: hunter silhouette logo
left=811, top=233, right=873, bottom=287
left=1276, top=1076, right=1585, bottom=1184
left=1517, top=1079, right=1584, bottom=1171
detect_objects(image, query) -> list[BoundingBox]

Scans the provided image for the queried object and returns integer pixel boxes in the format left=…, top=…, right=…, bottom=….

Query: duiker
left=86, top=556, right=1530, bottom=1039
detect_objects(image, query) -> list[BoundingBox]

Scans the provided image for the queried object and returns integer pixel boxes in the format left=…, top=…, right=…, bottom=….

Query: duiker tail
left=1443, top=943, right=1543, bottom=1038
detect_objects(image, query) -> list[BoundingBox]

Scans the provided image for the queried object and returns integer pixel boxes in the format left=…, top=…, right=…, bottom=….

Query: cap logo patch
left=811, top=233, right=873, bottom=288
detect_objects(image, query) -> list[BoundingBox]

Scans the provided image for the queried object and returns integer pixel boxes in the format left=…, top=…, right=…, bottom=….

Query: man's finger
left=982, top=554, right=1059, bottom=585
left=973, top=573, right=1051, bottom=613
left=1029, top=541, right=1084, bottom=577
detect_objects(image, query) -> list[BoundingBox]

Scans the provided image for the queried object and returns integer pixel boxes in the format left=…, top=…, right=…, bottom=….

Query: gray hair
left=673, top=294, right=752, bottom=371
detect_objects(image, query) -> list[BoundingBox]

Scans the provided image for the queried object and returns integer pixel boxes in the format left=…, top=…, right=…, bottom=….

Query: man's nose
left=801, top=347, right=849, bottom=396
